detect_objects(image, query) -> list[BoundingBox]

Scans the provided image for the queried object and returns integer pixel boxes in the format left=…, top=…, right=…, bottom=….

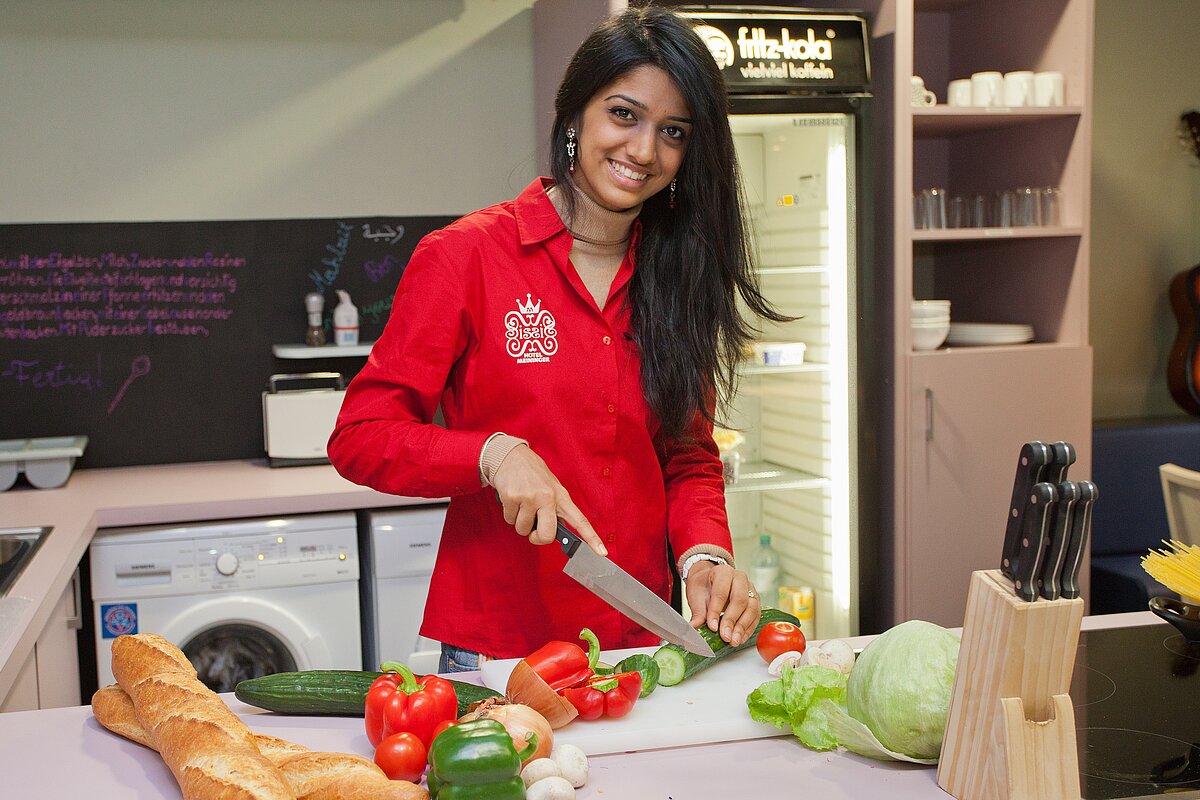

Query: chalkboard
left=0, top=216, right=456, bottom=468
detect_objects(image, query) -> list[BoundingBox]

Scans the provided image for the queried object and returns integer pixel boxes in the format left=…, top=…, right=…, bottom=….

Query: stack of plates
left=946, top=322, right=1035, bottom=346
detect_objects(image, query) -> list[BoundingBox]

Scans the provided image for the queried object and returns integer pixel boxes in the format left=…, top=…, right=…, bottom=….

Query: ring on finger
left=747, top=589, right=758, bottom=600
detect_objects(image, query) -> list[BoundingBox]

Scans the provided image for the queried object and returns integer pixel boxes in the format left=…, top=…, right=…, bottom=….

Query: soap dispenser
left=333, top=289, right=359, bottom=346
left=304, top=292, right=326, bottom=347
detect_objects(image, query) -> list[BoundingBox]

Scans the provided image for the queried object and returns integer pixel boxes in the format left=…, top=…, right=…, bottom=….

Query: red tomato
left=374, top=731, right=428, bottom=783
left=756, top=621, right=807, bottom=664
left=431, top=718, right=456, bottom=742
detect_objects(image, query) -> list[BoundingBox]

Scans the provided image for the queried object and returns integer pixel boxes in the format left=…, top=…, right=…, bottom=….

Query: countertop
left=0, top=611, right=1157, bottom=799
left=0, top=459, right=432, bottom=701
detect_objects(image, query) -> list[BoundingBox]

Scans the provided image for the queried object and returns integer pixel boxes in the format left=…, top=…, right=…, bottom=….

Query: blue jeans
left=439, top=644, right=486, bottom=674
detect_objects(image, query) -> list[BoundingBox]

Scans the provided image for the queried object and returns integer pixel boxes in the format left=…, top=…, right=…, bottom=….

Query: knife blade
left=1038, top=480, right=1080, bottom=600
left=555, top=520, right=716, bottom=657
left=1001, top=441, right=1052, bottom=581
left=1058, top=479, right=1097, bottom=600
left=1046, top=441, right=1077, bottom=485
left=1010, top=482, right=1057, bottom=601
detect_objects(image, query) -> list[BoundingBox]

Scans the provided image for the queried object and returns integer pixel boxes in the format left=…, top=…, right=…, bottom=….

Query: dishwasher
left=358, top=505, right=447, bottom=674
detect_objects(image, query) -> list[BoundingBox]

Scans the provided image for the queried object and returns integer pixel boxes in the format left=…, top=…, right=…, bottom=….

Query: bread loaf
left=112, top=633, right=296, bottom=800
left=93, top=684, right=428, bottom=800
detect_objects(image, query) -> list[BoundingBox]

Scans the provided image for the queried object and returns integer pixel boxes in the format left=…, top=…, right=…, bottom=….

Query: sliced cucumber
left=652, top=608, right=800, bottom=687
left=614, top=653, right=660, bottom=697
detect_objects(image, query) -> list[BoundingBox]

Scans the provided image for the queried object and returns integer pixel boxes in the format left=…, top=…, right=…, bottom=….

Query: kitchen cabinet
left=0, top=576, right=80, bottom=711
left=887, top=0, right=1096, bottom=625
left=906, top=346, right=1092, bottom=627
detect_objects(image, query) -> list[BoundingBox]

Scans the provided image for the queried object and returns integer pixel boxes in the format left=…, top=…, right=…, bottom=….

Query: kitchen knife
left=1046, top=441, right=1077, bottom=485
left=1038, top=480, right=1080, bottom=601
left=1058, top=479, right=1097, bottom=600
left=1009, top=482, right=1057, bottom=602
left=555, top=520, right=716, bottom=657
left=1001, top=441, right=1053, bottom=581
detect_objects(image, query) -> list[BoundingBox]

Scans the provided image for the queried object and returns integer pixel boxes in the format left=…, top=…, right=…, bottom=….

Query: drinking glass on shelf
left=970, top=194, right=990, bottom=228
left=1015, top=186, right=1041, bottom=227
left=993, top=190, right=1017, bottom=228
left=922, top=188, right=948, bottom=229
left=1039, top=186, right=1061, bottom=226
left=913, top=191, right=926, bottom=229
left=948, top=195, right=968, bottom=228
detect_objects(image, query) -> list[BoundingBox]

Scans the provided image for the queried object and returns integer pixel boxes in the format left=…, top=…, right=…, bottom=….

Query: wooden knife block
left=936, top=569, right=1084, bottom=800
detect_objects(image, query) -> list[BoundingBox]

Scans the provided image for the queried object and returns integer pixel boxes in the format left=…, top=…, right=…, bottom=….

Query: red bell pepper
left=560, top=671, right=642, bottom=720
left=364, top=661, right=458, bottom=748
left=522, top=628, right=601, bottom=691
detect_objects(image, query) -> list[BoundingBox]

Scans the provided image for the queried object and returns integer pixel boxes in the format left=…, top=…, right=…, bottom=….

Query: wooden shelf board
left=912, top=226, right=1083, bottom=242
left=273, top=343, right=374, bottom=359
left=913, top=107, right=1083, bottom=137
left=910, top=341, right=1086, bottom=358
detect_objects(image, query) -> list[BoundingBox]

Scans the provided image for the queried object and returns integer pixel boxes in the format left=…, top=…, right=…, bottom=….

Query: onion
left=505, top=659, right=579, bottom=729
left=458, top=698, right=554, bottom=766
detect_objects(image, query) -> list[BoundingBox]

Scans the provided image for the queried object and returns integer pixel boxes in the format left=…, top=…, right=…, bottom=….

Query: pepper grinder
left=304, top=292, right=326, bottom=347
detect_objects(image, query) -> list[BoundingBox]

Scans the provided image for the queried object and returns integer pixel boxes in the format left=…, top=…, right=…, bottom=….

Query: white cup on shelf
left=947, top=79, right=972, bottom=107
left=1003, top=71, right=1035, bottom=107
left=911, top=75, right=937, bottom=106
left=970, top=71, right=1004, bottom=108
left=1034, top=71, right=1065, bottom=106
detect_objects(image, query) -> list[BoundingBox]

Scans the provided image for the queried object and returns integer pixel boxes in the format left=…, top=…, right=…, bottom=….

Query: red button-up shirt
left=328, top=178, right=731, bottom=658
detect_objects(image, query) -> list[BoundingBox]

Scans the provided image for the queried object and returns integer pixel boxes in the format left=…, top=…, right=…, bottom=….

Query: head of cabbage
left=842, top=619, right=960, bottom=761
left=746, top=619, right=960, bottom=765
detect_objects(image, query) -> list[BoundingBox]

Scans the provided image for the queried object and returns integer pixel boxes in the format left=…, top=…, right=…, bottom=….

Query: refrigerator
left=678, top=6, right=879, bottom=639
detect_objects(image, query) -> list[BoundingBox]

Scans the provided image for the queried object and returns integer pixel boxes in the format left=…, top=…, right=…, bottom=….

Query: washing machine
left=359, top=505, right=446, bottom=674
left=90, top=511, right=361, bottom=692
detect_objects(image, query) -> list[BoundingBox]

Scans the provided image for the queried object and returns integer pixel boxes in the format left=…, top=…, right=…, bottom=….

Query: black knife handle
left=1046, top=441, right=1077, bottom=486
left=1001, top=442, right=1052, bottom=580
left=1038, top=481, right=1080, bottom=600
left=1012, top=482, right=1057, bottom=602
left=556, top=520, right=584, bottom=557
left=1059, top=480, right=1097, bottom=600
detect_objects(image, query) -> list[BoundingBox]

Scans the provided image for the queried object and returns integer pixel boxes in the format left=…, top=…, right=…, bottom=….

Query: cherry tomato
left=374, top=731, right=428, bottom=783
left=756, top=621, right=807, bottom=664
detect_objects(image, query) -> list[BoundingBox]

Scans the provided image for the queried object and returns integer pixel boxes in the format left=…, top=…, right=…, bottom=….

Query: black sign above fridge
left=678, top=7, right=870, bottom=94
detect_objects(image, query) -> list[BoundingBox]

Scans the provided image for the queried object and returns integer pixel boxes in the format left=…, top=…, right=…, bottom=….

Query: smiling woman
left=328, top=6, right=791, bottom=670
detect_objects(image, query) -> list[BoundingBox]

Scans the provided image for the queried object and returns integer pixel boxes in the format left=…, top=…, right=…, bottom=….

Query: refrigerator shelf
left=725, top=461, right=828, bottom=494
left=740, top=362, right=827, bottom=376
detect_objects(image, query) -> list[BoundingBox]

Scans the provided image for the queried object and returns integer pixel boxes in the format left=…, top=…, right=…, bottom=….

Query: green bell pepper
left=427, top=718, right=537, bottom=800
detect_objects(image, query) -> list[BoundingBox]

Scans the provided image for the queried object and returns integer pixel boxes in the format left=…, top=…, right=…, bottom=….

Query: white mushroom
left=549, top=743, right=589, bottom=788
left=520, top=758, right=562, bottom=788
left=800, top=638, right=856, bottom=674
left=525, top=775, right=576, bottom=800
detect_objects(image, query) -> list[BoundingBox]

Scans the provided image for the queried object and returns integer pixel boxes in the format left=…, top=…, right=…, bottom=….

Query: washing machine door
left=158, top=596, right=332, bottom=693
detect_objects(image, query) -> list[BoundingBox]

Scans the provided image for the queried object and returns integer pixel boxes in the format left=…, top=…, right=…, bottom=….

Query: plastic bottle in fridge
left=750, top=534, right=781, bottom=608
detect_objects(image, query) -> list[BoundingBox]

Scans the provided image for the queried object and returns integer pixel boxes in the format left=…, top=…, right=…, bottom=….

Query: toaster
left=262, top=372, right=346, bottom=467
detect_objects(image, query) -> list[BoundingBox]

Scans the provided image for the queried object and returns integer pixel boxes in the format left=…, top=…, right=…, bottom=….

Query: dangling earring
left=669, top=179, right=677, bottom=209
left=566, top=127, right=577, bottom=174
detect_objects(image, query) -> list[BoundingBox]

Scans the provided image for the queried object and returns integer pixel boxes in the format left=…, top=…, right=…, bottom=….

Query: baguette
left=93, top=684, right=428, bottom=800
left=112, top=633, right=298, bottom=800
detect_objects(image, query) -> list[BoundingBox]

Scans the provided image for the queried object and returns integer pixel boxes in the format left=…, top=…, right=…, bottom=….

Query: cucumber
left=613, top=653, right=659, bottom=697
left=652, top=608, right=800, bottom=687
left=233, top=669, right=501, bottom=718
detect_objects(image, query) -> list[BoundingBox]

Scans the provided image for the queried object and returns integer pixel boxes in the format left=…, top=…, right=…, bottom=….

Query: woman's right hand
left=491, top=444, right=608, bottom=557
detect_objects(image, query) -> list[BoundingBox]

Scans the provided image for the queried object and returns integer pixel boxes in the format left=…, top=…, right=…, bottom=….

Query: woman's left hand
left=684, top=562, right=761, bottom=647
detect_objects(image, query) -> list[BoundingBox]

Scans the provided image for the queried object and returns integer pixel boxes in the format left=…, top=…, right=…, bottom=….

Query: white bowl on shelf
left=911, top=320, right=951, bottom=351
left=911, top=299, right=952, bottom=320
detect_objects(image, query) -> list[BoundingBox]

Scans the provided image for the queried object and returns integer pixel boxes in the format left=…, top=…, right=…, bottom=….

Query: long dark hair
left=550, top=6, right=790, bottom=441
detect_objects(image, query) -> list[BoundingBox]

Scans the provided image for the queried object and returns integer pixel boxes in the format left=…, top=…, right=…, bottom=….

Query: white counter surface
left=0, top=611, right=1158, bottom=799
left=0, top=459, right=428, bottom=700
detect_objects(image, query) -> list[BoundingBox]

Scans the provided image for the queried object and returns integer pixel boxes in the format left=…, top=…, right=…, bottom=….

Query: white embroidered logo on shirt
left=505, top=293, right=558, bottom=364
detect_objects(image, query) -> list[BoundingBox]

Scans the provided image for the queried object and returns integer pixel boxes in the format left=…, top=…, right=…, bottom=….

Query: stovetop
left=1073, top=623, right=1200, bottom=799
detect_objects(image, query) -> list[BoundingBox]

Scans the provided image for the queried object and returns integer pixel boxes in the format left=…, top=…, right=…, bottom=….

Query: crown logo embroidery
left=516, top=293, right=541, bottom=317
left=505, top=293, right=558, bottom=364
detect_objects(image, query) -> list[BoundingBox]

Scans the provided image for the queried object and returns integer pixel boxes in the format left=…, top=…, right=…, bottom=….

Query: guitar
left=1183, top=110, right=1200, bottom=162
left=1169, top=265, right=1200, bottom=416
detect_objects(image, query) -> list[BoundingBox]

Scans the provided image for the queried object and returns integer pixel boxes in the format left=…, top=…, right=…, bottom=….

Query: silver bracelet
left=680, top=553, right=728, bottom=580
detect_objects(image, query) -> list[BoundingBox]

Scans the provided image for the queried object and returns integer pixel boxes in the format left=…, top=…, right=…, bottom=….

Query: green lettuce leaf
left=746, top=664, right=847, bottom=751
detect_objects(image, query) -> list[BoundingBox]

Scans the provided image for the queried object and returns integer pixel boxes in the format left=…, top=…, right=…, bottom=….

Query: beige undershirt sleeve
left=479, top=433, right=529, bottom=486
left=676, top=543, right=737, bottom=576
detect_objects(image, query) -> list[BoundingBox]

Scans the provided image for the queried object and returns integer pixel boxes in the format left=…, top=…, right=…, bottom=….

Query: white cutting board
left=479, top=645, right=786, bottom=756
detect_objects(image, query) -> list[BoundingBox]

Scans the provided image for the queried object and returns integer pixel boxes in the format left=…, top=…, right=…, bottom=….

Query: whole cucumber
left=234, top=669, right=501, bottom=717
